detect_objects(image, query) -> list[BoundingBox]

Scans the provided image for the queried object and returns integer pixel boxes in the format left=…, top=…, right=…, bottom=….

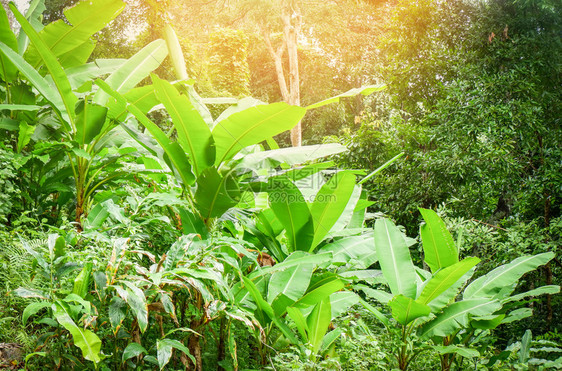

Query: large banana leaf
left=242, top=276, right=300, bottom=344
left=96, top=79, right=195, bottom=186
left=163, top=24, right=188, bottom=80
left=94, top=39, right=168, bottom=105
left=267, top=254, right=313, bottom=303
left=57, top=39, right=95, bottom=68
left=389, top=294, right=431, bottom=325
left=0, top=44, right=57, bottom=106
left=463, top=252, right=555, bottom=300
left=374, top=218, right=417, bottom=299
left=115, top=281, right=148, bottom=333
left=25, top=0, right=125, bottom=68
left=63, top=59, right=126, bottom=90
left=52, top=301, right=102, bottom=364
left=152, top=75, right=214, bottom=175
left=268, top=176, right=314, bottom=252
left=330, top=185, right=363, bottom=232
left=329, top=291, right=361, bottom=319
left=502, top=285, right=560, bottom=304
left=419, top=208, right=458, bottom=273
left=106, top=84, right=158, bottom=120
left=194, top=167, right=240, bottom=220
left=310, top=172, right=356, bottom=249
left=420, top=299, right=501, bottom=339
left=212, top=102, right=306, bottom=165
left=306, top=84, right=386, bottom=109
left=74, top=100, right=108, bottom=145
left=307, top=297, right=332, bottom=354
left=0, top=4, right=18, bottom=82
left=248, top=252, right=333, bottom=279
left=292, top=275, right=344, bottom=308
left=317, top=235, right=377, bottom=267
left=10, top=4, right=77, bottom=128
left=16, top=0, right=45, bottom=55
left=417, top=257, right=480, bottom=305
left=237, top=143, right=347, bottom=170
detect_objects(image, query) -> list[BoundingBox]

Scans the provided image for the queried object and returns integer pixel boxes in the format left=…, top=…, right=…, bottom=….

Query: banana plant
left=231, top=250, right=361, bottom=363
left=0, top=0, right=169, bottom=228
left=96, top=74, right=382, bottom=229
left=368, top=208, right=559, bottom=370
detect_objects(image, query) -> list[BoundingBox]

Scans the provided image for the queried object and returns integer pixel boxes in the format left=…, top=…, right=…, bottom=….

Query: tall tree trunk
left=262, top=0, right=302, bottom=147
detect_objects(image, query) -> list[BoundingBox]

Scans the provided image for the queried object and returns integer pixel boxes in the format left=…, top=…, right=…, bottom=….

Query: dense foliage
left=0, top=0, right=560, bottom=370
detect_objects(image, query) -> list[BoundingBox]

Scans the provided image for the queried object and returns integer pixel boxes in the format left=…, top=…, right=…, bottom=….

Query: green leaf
left=10, top=3, right=76, bottom=127
left=292, top=276, right=344, bottom=308
left=310, top=172, right=356, bottom=249
left=306, top=84, right=386, bottom=109
left=94, top=39, right=168, bottom=105
left=74, top=100, right=108, bottom=145
left=320, top=328, right=343, bottom=355
left=57, top=38, right=95, bottom=69
left=463, top=252, right=555, bottom=300
left=417, top=257, right=480, bottom=305
left=17, top=121, right=35, bottom=153
left=307, top=297, right=332, bottom=354
left=194, top=166, right=240, bottom=219
left=13, top=287, right=49, bottom=300
left=433, top=345, right=479, bottom=358
left=212, top=102, right=306, bottom=165
left=501, top=308, right=532, bottom=324
left=502, top=285, right=560, bottom=304
left=0, top=4, right=18, bottom=81
left=122, top=342, right=147, bottom=362
left=25, top=0, right=125, bottom=68
left=248, top=252, right=332, bottom=279
left=268, top=253, right=313, bottom=303
left=85, top=202, right=110, bottom=228
left=0, top=41, right=68, bottom=125
left=470, top=314, right=505, bottom=330
left=16, top=0, right=45, bottom=55
left=157, top=339, right=195, bottom=370
left=268, top=176, right=314, bottom=252
left=238, top=143, right=347, bottom=170
left=0, top=104, right=41, bottom=111
left=318, top=236, right=377, bottom=267
left=152, top=75, right=214, bottom=175
left=115, top=282, right=148, bottom=333
left=64, top=59, right=126, bottom=90
left=520, top=330, right=532, bottom=363
left=242, top=276, right=274, bottom=325
left=108, top=296, right=127, bottom=329
left=359, top=299, right=390, bottom=326
left=52, top=301, right=102, bottom=364
left=22, top=301, right=51, bottom=325
left=374, top=218, right=417, bottom=299
left=389, top=294, right=431, bottom=325
left=96, top=79, right=195, bottom=186
left=330, top=291, right=361, bottom=319
left=420, top=299, right=501, bottom=339
left=163, top=24, right=188, bottom=80
left=72, top=262, right=93, bottom=298
left=419, top=208, right=458, bottom=273
left=286, top=306, right=309, bottom=341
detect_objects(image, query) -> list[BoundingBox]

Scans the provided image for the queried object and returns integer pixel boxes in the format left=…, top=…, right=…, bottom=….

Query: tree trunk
left=262, top=0, right=302, bottom=147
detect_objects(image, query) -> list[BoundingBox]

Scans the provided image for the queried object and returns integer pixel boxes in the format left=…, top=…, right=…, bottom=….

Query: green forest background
left=0, top=0, right=560, bottom=369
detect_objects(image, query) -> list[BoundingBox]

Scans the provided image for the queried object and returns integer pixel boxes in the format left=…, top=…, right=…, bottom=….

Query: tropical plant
left=0, top=0, right=169, bottom=228
left=365, top=208, right=559, bottom=370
